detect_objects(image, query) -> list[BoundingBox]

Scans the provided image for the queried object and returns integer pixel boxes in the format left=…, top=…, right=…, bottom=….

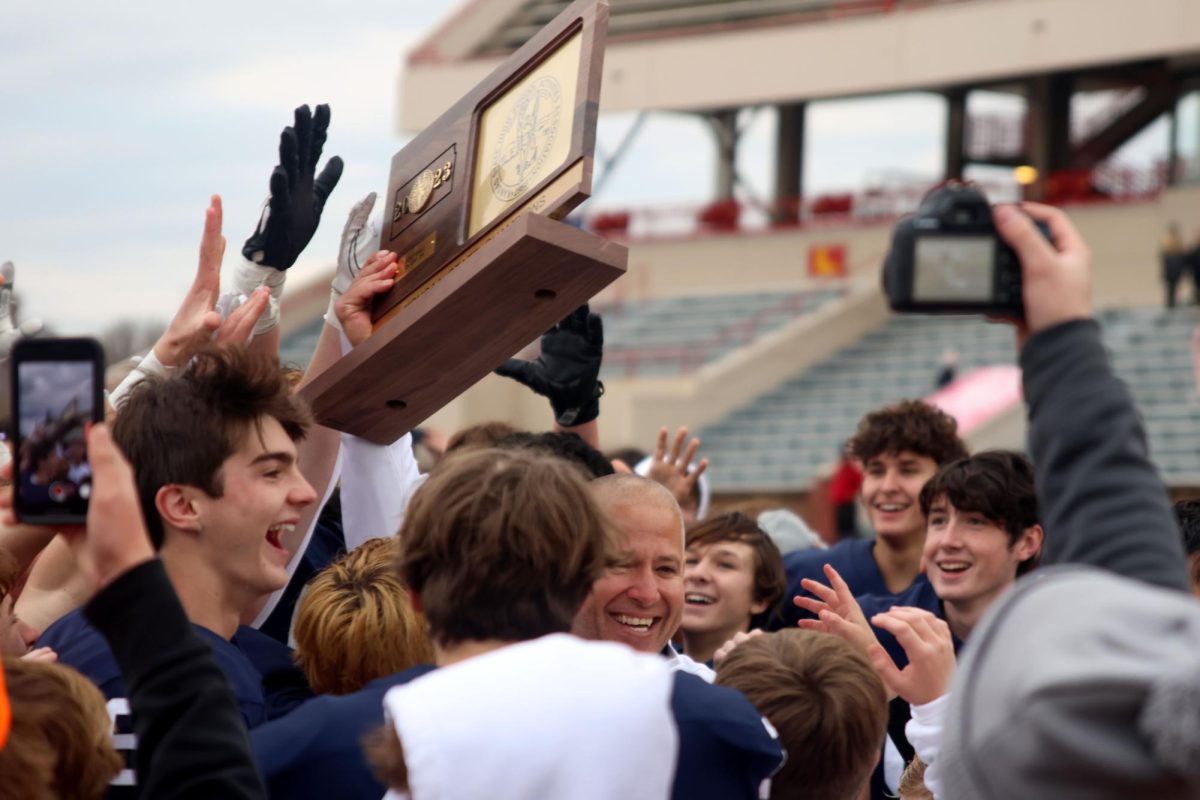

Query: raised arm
left=495, top=304, right=605, bottom=448
left=996, top=203, right=1187, bottom=591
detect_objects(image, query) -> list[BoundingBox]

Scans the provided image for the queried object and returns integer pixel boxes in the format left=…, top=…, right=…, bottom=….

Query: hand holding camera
left=882, top=183, right=1093, bottom=344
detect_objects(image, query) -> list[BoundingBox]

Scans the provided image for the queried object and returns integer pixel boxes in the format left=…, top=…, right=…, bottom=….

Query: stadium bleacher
left=598, top=287, right=845, bottom=378
left=697, top=306, right=1200, bottom=493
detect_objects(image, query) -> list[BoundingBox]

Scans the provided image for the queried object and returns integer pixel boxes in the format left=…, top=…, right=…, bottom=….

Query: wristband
left=108, top=348, right=176, bottom=410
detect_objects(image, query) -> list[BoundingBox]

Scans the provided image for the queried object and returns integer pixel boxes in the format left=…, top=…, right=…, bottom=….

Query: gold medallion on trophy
left=406, top=169, right=438, bottom=215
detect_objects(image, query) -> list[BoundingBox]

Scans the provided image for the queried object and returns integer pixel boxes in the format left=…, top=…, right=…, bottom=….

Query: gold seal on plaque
left=489, top=76, right=563, bottom=202
left=406, top=170, right=437, bottom=215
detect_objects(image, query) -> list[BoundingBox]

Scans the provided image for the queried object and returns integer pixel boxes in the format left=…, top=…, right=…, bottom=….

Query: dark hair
left=443, top=421, right=520, bottom=455
left=496, top=431, right=614, bottom=479
left=919, top=450, right=1041, bottom=575
left=397, top=447, right=617, bottom=646
left=848, top=400, right=967, bottom=467
left=686, top=512, right=786, bottom=629
left=1175, top=500, right=1200, bottom=556
left=111, top=346, right=312, bottom=548
left=716, top=630, right=888, bottom=800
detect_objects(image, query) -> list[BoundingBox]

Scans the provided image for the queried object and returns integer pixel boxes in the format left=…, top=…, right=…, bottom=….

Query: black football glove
left=495, top=304, right=604, bottom=427
left=242, top=103, right=344, bottom=269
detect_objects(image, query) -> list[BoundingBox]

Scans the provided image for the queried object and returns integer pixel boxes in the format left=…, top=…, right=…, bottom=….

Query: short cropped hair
left=1175, top=500, right=1200, bottom=556
left=293, top=538, right=434, bottom=695
left=443, top=421, right=519, bottom=455
left=686, top=512, right=786, bottom=628
left=496, top=431, right=615, bottom=479
left=0, top=658, right=123, bottom=800
left=111, top=346, right=312, bottom=548
left=848, top=400, right=967, bottom=467
left=397, top=448, right=618, bottom=646
left=716, top=630, right=888, bottom=800
left=919, top=450, right=1041, bottom=575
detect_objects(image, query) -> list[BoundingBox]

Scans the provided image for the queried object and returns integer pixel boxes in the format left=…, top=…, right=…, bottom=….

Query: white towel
left=382, top=633, right=678, bottom=800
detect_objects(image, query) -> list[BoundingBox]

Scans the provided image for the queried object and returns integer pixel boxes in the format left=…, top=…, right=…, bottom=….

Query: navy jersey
left=671, top=671, right=784, bottom=800
left=775, top=538, right=922, bottom=630
left=40, top=607, right=312, bottom=726
left=856, top=579, right=962, bottom=670
left=252, top=664, right=436, bottom=800
left=40, top=607, right=274, bottom=727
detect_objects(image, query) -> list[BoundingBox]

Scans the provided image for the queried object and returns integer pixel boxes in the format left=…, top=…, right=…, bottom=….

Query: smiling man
left=573, top=475, right=692, bottom=663
left=775, top=400, right=967, bottom=630
left=39, top=346, right=317, bottom=733
left=575, top=474, right=786, bottom=799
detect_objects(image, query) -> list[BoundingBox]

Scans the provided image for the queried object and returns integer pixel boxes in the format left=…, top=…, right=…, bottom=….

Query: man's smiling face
left=573, top=499, right=684, bottom=654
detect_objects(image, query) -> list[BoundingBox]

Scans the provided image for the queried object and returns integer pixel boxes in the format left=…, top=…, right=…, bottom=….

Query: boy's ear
left=1015, top=524, right=1044, bottom=562
left=155, top=484, right=203, bottom=534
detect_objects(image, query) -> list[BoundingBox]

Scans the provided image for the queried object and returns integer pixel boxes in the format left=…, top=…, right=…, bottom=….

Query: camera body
left=882, top=184, right=1049, bottom=317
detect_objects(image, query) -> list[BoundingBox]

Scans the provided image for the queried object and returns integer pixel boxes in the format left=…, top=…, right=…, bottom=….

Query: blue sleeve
left=234, top=626, right=314, bottom=720
left=671, top=672, right=784, bottom=800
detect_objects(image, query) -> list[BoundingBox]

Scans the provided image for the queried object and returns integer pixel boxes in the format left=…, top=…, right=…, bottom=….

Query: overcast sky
left=0, top=1, right=1175, bottom=335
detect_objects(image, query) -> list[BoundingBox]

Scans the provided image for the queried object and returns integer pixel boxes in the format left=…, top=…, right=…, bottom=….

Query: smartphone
left=10, top=338, right=106, bottom=524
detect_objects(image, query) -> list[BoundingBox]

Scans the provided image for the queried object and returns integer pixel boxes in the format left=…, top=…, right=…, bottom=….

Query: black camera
left=882, top=183, right=1049, bottom=317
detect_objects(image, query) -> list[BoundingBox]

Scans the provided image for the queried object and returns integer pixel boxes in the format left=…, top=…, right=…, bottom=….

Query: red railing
left=584, top=162, right=1171, bottom=241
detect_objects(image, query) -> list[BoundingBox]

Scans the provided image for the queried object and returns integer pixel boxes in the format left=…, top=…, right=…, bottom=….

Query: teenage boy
left=802, top=450, right=1044, bottom=667
left=680, top=512, right=786, bottom=664
left=774, top=400, right=967, bottom=630
left=39, top=346, right=317, bottom=728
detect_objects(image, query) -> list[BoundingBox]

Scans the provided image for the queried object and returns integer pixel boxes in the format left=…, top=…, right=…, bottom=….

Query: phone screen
left=15, top=359, right=97, bottom=519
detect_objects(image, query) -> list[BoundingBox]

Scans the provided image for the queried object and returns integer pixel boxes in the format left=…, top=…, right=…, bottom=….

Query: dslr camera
left=882, top=183, right=1049, bottom=317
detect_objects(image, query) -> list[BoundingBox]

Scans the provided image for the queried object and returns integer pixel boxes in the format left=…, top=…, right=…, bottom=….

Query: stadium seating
left=696, top=315, right=1017, bottom=492
left=698, top=306, right=1200, bottom=492
left=599, top=288, right=845, bottom=378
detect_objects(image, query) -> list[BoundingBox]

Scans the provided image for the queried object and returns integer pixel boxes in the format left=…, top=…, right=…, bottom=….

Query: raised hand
left=158, top=197, right=269, bottom=365
left=795, top=563, right=878, bottom=657
left=243, top=104, right=344, bottom=270
left=334, top=251, right=400, bottom=347
left=645, top=426, right=708, bottom=517
left=0, top=425, right=153, bottom=592
left=994, top=202, right=1092, bottom=343
left=333, top=192, right=380, bottom=298
left=712, top=628, right=763, bottom=669
left=866, top=606, right=956, bottom=706
left=495, top=304, right=604, bottom=427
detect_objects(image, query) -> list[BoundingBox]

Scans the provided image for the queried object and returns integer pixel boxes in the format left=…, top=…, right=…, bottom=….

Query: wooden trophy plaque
left=299, top=0, right=627, bottom=443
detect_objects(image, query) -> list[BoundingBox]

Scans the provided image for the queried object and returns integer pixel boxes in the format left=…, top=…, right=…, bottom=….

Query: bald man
left=573, top=475, right=784, bottom=799
left=573, top=476, right=688, bottom=660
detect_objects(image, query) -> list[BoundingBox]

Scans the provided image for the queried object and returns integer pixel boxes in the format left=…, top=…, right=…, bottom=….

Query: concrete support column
left=774, top=102, right=806, bottom=224
left=945, top=88, right=967, bottom=181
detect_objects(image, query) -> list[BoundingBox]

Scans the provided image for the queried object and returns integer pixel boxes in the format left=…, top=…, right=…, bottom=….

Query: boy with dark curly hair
left=774, top=400, right=967, bottom=629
